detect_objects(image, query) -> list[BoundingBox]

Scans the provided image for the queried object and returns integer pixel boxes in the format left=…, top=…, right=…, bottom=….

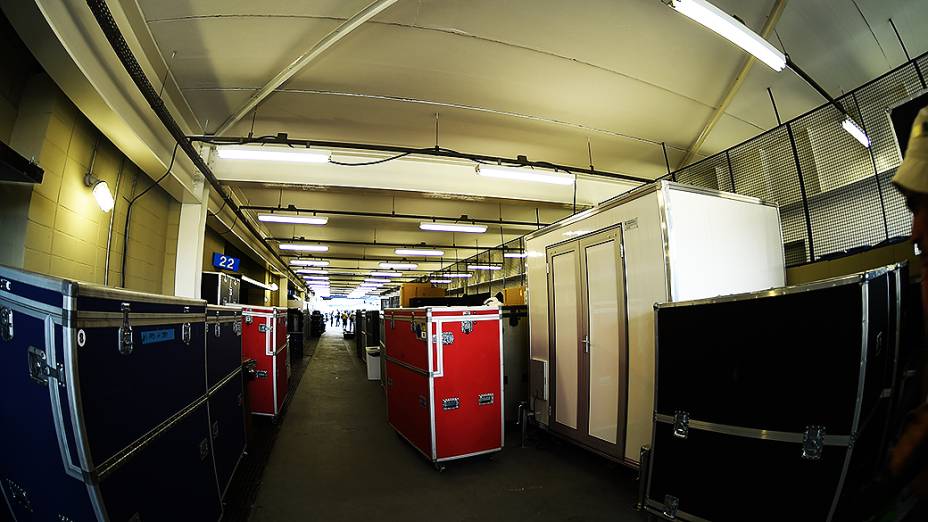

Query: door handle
left=582, top=336, right=590, bottom=353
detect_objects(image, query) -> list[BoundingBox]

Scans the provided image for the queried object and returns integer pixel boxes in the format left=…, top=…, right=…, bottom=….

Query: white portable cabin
left=524, top=181, right=785, bottom=466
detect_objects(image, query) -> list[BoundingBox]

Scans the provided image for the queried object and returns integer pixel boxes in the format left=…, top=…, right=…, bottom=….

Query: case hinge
left=118, top=303, right=133, bottom=355
left=802, top=425, right=826, bottom=460
left=27, top=346, right=65, bottom=387
left=663, top=495, right=679, bottom=519
left=442, top=397, right=460, bottom=410
left=432, top=331, right=454, bottom=345
left=0, top=306, right=13, bottom=341
left=245, top=315, right=254, bottom=325
left=673, top=411, right=689, bottom=439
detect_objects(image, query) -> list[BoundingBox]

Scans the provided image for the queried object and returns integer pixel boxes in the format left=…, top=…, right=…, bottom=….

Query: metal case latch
left=663, top=495, right=679, bottom=519
left=27, top=346, right=65, bottom=387
left=182, top=323, right=192, bottom=345
left=233, top=320, right=242, bottom=336
left=0, top=306, right=13, bottom=341
left=432, top=332, right=454, bottom=345
left=478, top=393, right=494, bottom=405
left=442, top=397, right=460, bottom=410
left=259, top=324, right=269, bottom=333
left=673, top=411, right=689, bottom=439
left=199, top=438, right=209, bottom=460
left=214, top=322, right=222, bottom=338
left=118, top=303, right=133, bottom=355
left=802, top=425, right=826, bottom=460
left=461, top=311, right=473, bottom=334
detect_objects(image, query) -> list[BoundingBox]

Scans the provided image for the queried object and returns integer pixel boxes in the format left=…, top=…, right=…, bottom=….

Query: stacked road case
left=0, top=265, right=224, bottom=521
left=201, top=271, right=241, bottom=306
left=241, top=306, right=289, bottom=419
left=501, top=305, right=529, bottom=423
left=383, top=306, right=504, bottom=467
left=205, top=305, right=246, bottom=499
left=642, top=265, right=906, bottom=521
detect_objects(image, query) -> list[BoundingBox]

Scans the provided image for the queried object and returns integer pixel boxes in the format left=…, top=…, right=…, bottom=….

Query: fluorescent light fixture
left=669, top=0, right=786, bottom=72
left=476, top=165, right=574, bottom=185
left=444, top=273, right=472, bottom=278
left=379, top=262, right=418, bottom=270
left=365, top=278, right=390, bottom=283
left=842, top=117, right=871, bottom=148
left=504, top=252, right=529, bottom=258
left=305, top=276, right=329, bottom=281
left=258, top=214, right=328, bottom=225
left=419, top=222, right=487, bottom=233
left=242, top=275, right=276, bottom=291
left=290, top=259, right=329, bottom=267
left=370, top=271, right=403, bottom=277
left=279, top=243, right=329, bottom=252
left=395, top=248, right=444, bottom=256
left=217, top=145, right=331, bottom=164
left=430, top=279, right=452, bottom=284
left=468, top=264, right=502, bottom=271
left=295, top=269, right=327, bottom=275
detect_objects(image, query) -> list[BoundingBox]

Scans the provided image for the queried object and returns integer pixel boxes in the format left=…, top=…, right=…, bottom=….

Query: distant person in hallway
left=891, top=104, right=928, bottom=500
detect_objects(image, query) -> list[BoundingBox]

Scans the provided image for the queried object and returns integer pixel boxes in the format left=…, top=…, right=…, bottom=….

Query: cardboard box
left=399, top=283, right=446, bottom=307
left=502, top=286, right=526, bottom=305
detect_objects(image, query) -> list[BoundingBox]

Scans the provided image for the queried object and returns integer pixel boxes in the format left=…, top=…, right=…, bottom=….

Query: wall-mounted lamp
left=84, top=174, right=115, bottom=212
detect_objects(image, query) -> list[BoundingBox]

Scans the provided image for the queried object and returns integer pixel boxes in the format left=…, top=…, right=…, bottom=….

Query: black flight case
left=643, top=264, right=906, bottom=522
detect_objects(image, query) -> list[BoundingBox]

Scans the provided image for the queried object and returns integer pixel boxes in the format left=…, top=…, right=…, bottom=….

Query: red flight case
left=383, top=306, right=503, bottom=467
left=241, top=306, right=289, bottom=419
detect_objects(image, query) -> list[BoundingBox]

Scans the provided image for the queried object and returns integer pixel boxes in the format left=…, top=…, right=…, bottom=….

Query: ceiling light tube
left=430, top=279, right=452, bottom=284
left=468, top=264, right=502, bottom=271
left=842, top=117, right=871, bottom=148
left=444, top=273, right=473, bottom=278
left=395, top=248, right=444, bottom=256
left=669, top=0, right=786, bottom=72
left=370, top=271, right=403, bottom=277
left=279, top=243, right=329, bottom=252
left=290, top=259, right=329, bottom=267
left=295, top=269, right=327, bottom=274
left=378, top=262, right=418, bottom=270
left=365, top=278, right=390, bottom=283
left=503, top=252, right=529, bottom=258
left=476, top=165, right=574, bottom=185
left=419, top=222, right=487, bottom=233
left=217, top=145, right=331, bottom=164
left=258, top=214, right=328, bottom=225
left=305, top=276, right=329, bottom=281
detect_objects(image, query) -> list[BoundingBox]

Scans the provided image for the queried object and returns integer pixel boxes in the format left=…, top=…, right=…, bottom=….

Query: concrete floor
left=249, top=329, right=647, bottom=521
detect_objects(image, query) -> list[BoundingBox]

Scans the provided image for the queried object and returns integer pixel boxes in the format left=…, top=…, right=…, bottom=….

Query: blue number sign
left=212, top=252, right=241, bottom=272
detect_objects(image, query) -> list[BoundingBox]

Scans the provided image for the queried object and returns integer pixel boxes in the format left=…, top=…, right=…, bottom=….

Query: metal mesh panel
left=673, top=154, right=733, bottom=192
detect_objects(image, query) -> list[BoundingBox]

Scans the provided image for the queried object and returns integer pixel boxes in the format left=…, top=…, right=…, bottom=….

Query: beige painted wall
left=14, top=74, right=180, bottom=293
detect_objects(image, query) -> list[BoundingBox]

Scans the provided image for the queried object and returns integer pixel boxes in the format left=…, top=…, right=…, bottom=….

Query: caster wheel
left=434, top=463, right=446, bottom=472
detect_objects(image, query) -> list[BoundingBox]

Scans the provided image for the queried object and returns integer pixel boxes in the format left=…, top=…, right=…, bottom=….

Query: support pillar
left=174, top=184, right=209, bottom=297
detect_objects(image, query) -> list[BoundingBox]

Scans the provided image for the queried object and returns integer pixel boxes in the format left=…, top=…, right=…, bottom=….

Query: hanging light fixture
left=258, top=214, right=328, bottom=225
left=217, top=145, right=330, bottom=163
left=475, top=165, right=575, bottom=185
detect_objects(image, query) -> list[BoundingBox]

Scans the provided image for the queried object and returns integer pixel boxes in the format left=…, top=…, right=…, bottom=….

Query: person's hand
left=891, top=403, right=928, bottom=496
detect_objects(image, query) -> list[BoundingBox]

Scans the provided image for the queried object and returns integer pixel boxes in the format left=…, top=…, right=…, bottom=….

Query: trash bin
left=365, top=346, right=381, bottom=381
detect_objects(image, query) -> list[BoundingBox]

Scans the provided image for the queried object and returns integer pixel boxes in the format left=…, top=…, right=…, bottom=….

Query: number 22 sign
left=212, top=252, right=240, bottom=272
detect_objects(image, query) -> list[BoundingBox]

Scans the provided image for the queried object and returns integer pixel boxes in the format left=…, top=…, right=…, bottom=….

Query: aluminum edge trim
left=657, top=184, right=673, bottom=302
left=653, top=414, right=851, bottom=445
left=46, top=315, right=82, bottom=480
left=272, top=347, right=279, bottom=416
left=205, top=397, right=223, bottom=518
left=654, top=271, right=872, bottom=310
left=75, top=282, right=206, bottom=307
left=0, top=263, right=68, bottom=292
left=63, top=302, right=95, bottom=477
left=826, top=280, right=872, bottom=522
left=0, top=295, right=63, bottom=320
left=644, top=502, right=713, bottom=522
left=524, top=182, right=659, bottom=241
left=382, top=355, right=429, bottom=376
left=435, top=447, right=502, bottom=462
left=428, top=311, right=438, bottom=461
left=665, top=180, right=778, bottom=208
left=646, top=303, right=660, bottom=504
left=498, top=316, right=505, bottom=449
left=390, top=422, right=432, bottom=461
left=0, top=483, right=16, bottom=522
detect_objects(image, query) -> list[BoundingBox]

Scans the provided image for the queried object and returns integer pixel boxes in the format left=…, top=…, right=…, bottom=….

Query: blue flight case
left=0, top=264, right=223, bottom=521
left=205, top=304, right=246, bottom=498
